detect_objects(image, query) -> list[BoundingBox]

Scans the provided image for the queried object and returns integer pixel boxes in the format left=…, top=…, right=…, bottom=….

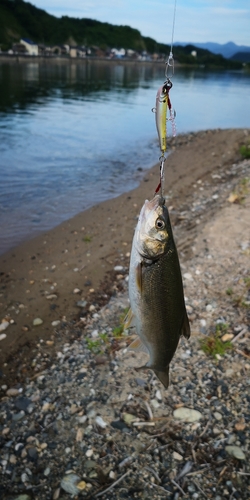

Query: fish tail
left=154, top=366, right=170, bottom=389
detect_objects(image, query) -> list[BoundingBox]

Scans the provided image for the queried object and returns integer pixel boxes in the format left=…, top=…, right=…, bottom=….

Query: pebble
left=86, top=449, right=93, bottom=458
left=73, top=288, right=81, bottom=294
left=114, top=265, right=124, bottom=271
left=6, top=388, right=20, bottom=397
left=183, top=272, right=193, bottom=280
left=51, top=320, right=60, bottom=326
left=33, top=318, right=43, bottom=326
left=91, top=329, right=99, bottom=338
left=95, top=416, right=108, bottom=428
left=173, top=451, right=183, bottom=461
left=214, top=412, right=223, bottom=421
left=61, top=473, right=81, bottom=495
left=46, top=294, right=57, bottom=300
left=0, top=321, right=9, bottom=332
left=77, top=300, right=87, bottom=308
left=0, top=333, right=7, bottom=341
left=221, top=333, right=234, bottom=342
left=173, top=408, right=202, bottom=423
left=225, top=446, right=246, bottom=460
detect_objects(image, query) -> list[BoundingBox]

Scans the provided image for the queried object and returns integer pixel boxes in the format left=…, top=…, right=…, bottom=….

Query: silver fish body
left=128, top=195, right=190, bottom=388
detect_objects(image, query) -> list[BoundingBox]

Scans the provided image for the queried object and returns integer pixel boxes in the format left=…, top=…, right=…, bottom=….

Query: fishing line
left=153, top=0, right=177, bottom=197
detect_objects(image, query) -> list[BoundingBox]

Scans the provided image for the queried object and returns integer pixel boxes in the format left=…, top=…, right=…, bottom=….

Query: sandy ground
left=0, top=128, right=249, bottom=385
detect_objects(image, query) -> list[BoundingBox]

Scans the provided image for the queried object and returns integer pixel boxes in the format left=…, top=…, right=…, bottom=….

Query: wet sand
left=0, top=128, right=248, bottom=382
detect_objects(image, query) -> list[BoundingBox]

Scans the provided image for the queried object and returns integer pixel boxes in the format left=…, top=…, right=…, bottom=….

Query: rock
left=173, top=451, right=183, bottom=461
left=46, top=294, right=57, bottom=300
left=51, top=320, right=60, bottom=327
left=86, top=448, right=93, bottom=458
left=183, top=273, right=193, bottom=280
left=214, top=412, right=223, bottom=421
left=95, top=416, right=108, bottom=428
left=77, top=300, right=87, bottom=308
left=27, top=446, right=38, bottom=461
left=14, top=396, right=32, bottom=412
left=221, top=333, right=234, bottom=342
left=33, top=318, right=43, bottom=326
left=0, top=333, right=7, bottom=341
left=76, top=481, right=86, bottom=491
left=123, top=413, right=136, bottom=425
left=225, top=445, right=246, bottom=460
left=61, top=473, right=81, bottom=495
left=114, top=265, right=124, bottom=271
left=73, top=288, right=81, bottom=294
left=0, top=321, right=9, bottom=332
left=173, top=408, right=202, bottom=423
left=6, top=388, right=20, bottom=397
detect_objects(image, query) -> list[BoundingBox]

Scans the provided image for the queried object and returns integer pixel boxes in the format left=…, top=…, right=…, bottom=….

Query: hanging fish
left=126, top=194, right=190, bottom=388
left=155, top=78, right=176, bottom=155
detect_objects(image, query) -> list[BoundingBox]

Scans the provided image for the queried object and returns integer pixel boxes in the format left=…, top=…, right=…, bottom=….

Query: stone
left=173, top=451, right=183, bottom=461
left=173, top=407, right=202, bottom=423
left=46, top=294, right=57, bottom=300
left=0, top=321, right=9, bottom=332
left=6, top=388, right=20, bottom=396
left=14, top=396, right=32, bottom=412
left=214, top=412, right=223, bottom=421
left=51, top=320, right=60, bottom=327
left=95, top=416, right=107, bottom=428
left=0, top=333, right=7, bottom=341
left=77, top=300, right=87, bottom=308
left=221, top=333, right=234, bottom=342
left=33, top=318, right=43, bottom=326
left=61, top=473, right=81, bottom=495
left=225, top=446, right=246, bottom=460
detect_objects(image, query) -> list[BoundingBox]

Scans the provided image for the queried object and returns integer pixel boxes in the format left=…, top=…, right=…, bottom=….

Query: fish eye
left=155, top=218, right=165, bottom=230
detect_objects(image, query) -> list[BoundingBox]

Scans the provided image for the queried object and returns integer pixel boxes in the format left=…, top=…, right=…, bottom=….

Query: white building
left=20, top=38, right=38, bottom=56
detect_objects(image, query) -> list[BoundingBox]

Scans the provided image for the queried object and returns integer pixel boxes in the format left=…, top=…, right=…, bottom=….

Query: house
left=20, top=38, right=38, bottom=56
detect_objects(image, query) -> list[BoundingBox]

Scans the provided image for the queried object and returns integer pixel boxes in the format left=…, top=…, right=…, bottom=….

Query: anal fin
left=128, top=336, right=149, bottom=355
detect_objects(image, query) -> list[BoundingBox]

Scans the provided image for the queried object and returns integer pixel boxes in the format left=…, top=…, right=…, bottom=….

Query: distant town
left=3, top=37, right=165, bottom=61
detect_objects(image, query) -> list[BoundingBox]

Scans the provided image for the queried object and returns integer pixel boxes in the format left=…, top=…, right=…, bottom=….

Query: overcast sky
left=29, top=0, right=250, bottom=46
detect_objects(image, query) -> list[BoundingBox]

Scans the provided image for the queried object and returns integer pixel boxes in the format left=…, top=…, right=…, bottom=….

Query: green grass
left=240, top=145, right=250, bottom=159
left=200, top=323, right=232, bottom=358
left=83, top=235, right=92, bottom=243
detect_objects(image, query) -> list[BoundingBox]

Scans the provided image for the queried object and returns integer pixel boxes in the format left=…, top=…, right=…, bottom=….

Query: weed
left=85, top=338, right=102, bottom=354
left=200, top=323, right=232, bottom=358
left=228, top=177, right=249, bottom=204
left=226, top=287, right=233, bottom=296
left=83, top=235, right=92, bottom=243
left=240, top=144, right=250, bottom=159
left=112, top=325, right=124, bottom=337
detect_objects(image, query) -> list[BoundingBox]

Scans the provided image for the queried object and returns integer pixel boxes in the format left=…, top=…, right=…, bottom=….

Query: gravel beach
left=0, top=128, right=249, bottom=499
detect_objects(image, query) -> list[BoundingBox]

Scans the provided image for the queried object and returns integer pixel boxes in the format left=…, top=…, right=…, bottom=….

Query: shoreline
left=0, top=128, right=249, bottom=383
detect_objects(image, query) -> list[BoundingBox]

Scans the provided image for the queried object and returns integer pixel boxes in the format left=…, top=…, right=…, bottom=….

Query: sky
left=29, top=0, right=250, bottom=46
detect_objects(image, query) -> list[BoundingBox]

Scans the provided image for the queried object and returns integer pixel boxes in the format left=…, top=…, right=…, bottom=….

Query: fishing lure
left=155, top=78, right=176, bottom=155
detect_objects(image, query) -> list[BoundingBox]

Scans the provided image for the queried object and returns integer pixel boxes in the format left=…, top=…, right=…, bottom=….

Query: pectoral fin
left=123, top=307, right=135, bottom=329
left=135, top=262, right=143, bottom=293
left=181, top=311, right=191, bottom=339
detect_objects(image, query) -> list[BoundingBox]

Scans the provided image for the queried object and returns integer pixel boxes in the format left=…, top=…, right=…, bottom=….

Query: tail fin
left=154, top=366, right=170, bottom=389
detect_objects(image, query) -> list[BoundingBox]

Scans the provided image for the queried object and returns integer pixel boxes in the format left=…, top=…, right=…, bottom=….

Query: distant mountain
left=175, top=41, right=250, bottom=59
left=230, top=52, right=250, bottom=63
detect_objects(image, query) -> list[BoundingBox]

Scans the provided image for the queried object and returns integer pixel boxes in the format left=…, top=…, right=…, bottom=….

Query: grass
left=240, top=144, right=250, bottom=159
left=200, top=323, right=233, bottom=358
left=83, top=235, right=92, bottom=243
left=228, top=177, right=249, bottom=205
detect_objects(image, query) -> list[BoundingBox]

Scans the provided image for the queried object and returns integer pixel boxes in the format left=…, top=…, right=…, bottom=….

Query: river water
left=0, top=59, right=249, bottom=254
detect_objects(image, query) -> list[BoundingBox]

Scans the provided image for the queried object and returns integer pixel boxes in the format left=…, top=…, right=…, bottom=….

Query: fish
left=126, top=194, right=190, bottom=388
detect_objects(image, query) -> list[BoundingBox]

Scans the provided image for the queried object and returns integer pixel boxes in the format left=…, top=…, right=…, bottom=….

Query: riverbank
left=0, top=128, right=249, bottom=382
left=0, top=127, right=249, bottom=499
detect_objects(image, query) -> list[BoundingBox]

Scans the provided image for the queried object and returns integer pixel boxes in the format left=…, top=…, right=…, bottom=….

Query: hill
left=0, top=0, right=242, bottom=68
left=175, top=41, right=250, bottom=60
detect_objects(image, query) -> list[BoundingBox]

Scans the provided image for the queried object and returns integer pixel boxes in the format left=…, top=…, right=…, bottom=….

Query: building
left=20, top=39, right=38, bottom=56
